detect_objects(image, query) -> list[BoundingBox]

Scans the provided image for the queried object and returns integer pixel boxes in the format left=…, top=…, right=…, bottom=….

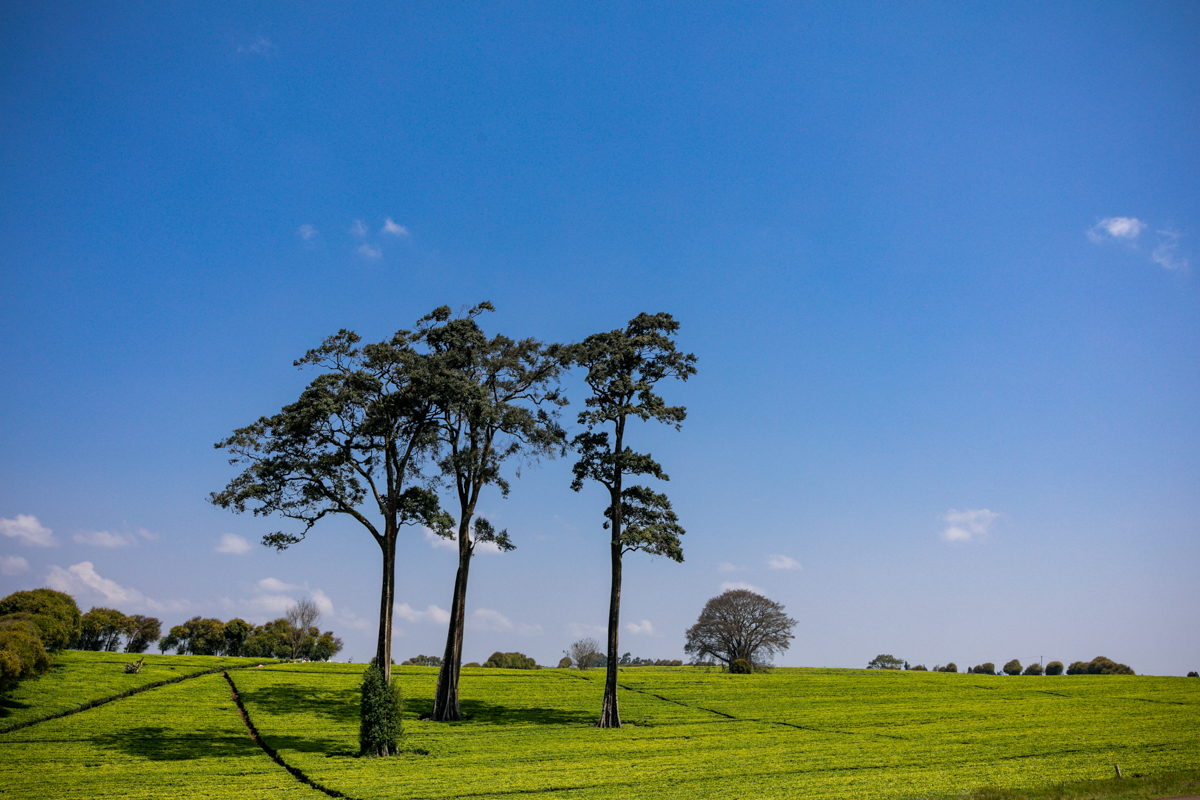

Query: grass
left=2, top=656, right=1198, bottom=799
left=0, top=651, right=275, bottom=731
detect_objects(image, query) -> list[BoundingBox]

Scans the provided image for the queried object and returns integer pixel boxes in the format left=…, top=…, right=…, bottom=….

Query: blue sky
left=2, top=1, right=1197, bottom=675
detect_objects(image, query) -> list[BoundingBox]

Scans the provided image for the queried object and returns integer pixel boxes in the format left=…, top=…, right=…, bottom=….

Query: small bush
left=462, top=662, right=480, bottom=668
left=1045, top=661, right=1064, bottom=676
left=908, top=664, right=928, bottom=671
left=729, top=658, right=752, bottom=674
left=1023, top=662, right=1043, bottom=676
left=400, top=654, right=441, bottom=667
left=0, top=589, right=81, bottom=650
left=939, top=662, right=958, bottom=673
left=0, top=623, right=52, bottom=692
left=1002, top=659, right=1022, bottom=676
left=1187, top=671, right=1198, bottom=678
left=970, top=663, right=996, bottom=675
left=359, top=664, right=403, bottom=757
left=557, top=656, right=572, bottom=668
left=484, top=651, right=537, bottom=669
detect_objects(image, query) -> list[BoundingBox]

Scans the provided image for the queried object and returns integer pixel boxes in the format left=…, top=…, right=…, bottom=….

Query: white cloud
left=720, top=580, right=762, bottom=594
left=1089, top=217, right=1146, bottom=242
left=357, top=243, right=382, bottom=260
left=216, top=533, right=252, bottom=554
left=1152, top=230, right=1188, bottom=271
left=298, top=224, right=317, bottom=242
left=717, top=562, right=745, bottom=573
left=252, top=594, right=296, bottom=615
left=626, top=619, right=654, bottom=635
left=46, top=561, right=148, bottom=607
left=469, top=608, right=513, bottom=632
left=1, top=555, right=29, bottom=575
left=381, top=218, right=409, bottom=237
left=394, top=603, right=451, bottom=625
left=74, top=530, right=137, bottom=548
left=424, top=527, right=456, bottom=550
left=258, top=577, right=302, bottom=593
left=767, top=554, right=801, bottom=571
left=351, top=220, right=368, bottom=237
left=311, top=588, right=335, bottom=617
left=135, top=528, right=158, bottom=541
left=941, top=508, right=999, bottom=543
left=1, top=514, right=56, bottom=547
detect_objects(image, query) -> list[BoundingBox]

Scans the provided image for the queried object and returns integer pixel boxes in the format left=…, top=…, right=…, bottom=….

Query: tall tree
left=210, top=311, right=454, bottom=684
left=570, top=312, right=696, bottom=727
left=426, top=304, right=569, bottom=721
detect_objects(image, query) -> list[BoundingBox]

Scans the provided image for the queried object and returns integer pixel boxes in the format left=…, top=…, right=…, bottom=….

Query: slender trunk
left=376, top=535, right=396, bottom=685
left=431, top=516, right=473, bottom=721
left=599, top=484, right=623, bottom=728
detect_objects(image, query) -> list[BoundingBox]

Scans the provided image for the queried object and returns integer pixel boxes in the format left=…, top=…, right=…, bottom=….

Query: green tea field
left=2, top=653, right=1198, bottom=799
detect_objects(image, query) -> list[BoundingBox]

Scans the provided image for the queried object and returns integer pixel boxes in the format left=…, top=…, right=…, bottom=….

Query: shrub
left=908, top=664, right=928, bottom=671
left=1002, top=659, right=1022, bottom=676
left=1065, top=656, right=1134, bottom=676
left=359, top=663, right=403, bottom=757
left=557, top=656, right=572, bottom=668
left=935, top=662, right=958, bottom=673
left=1188, top=671, right=1198, bottom=678
left=484, top=651, right=537, bottom=669
left=0, top=589, right=81, bottom=650
left=729, top=658, right=752, bottom=674
left=1023, top=662, right=1044, bottom=676
left=1045, top=661, right=1064, bottom=675
left=0, top=622, right=52, bottom=692
left=970, top=663, right=996, bottom=675
left=463, top=662, right=480, bottom=668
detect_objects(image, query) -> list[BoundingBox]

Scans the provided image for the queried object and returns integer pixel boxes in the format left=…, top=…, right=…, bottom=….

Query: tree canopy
left=210, top=310, right=456, bottom=683
left=684, top=589, right=797, bottom=670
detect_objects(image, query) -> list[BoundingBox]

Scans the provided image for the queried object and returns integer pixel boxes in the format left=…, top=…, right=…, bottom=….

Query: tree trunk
left=376, top=535, right=397, bottom=685
left=599, top=485, right=623, bottom=728
left=431, top=519, right=472, bottom=722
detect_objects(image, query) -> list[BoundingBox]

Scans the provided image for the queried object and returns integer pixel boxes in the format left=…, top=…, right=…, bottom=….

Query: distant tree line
left=159, top=613, right=342, bottom=661
left=868, top=655, right=1135, bottom=676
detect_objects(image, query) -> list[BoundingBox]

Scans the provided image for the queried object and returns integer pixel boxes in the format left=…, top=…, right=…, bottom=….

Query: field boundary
left=223, top=670, right=358, bottom=799
left=0, top=662, right=265, bottom=735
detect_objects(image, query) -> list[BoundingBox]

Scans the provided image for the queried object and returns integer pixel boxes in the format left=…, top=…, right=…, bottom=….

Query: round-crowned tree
left=1045, top=661, right=1064, bottom=676
left=684, top=589, right=797, bottom=670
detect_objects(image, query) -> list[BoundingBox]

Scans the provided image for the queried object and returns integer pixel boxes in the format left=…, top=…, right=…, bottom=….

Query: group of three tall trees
left=210, top=304, right=696, bottom=731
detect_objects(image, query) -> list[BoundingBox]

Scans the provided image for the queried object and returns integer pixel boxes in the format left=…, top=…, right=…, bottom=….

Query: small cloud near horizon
left=720, top=580, right=763, bottom=594
left=626, top=619, right=654, bottom=635
left=767, top=554, right=801, bottom=571
left=942, top=508, right=999, bottom=543
left=717, top=562, right=745, bottom=573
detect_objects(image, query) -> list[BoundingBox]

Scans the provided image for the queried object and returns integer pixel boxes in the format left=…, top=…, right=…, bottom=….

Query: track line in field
left=0, top=663, right=263, bottom=735
left=223, top=670, right=359, bottom=799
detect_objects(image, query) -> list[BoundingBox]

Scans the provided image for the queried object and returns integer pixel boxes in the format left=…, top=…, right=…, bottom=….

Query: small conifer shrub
left=360, top=663, right=403, bottom=757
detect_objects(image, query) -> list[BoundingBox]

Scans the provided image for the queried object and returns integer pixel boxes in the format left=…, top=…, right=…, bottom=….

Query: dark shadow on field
left=237, top=684, right=358, bottom=725
left=0, top=696, right=33, bottom=719
left=90, top=725, right=278, bottom=761
left=450, top=699, right=595, bottom=726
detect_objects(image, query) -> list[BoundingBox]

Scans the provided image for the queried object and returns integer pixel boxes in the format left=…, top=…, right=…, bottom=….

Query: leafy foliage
left=867, top=654, right=905, bottom=670
left=970, top=663, right=997, bottom=675
left=1003, top=659, right=1022, bottom=676
left=684, top=589, right=797, bottom=669
left=359, top=663, right=403, bottom=757
left=1023, top=662, right=1044, bottom=676
left=0, top=618, right=51, bottom=692
left=483, top=651, right=537, bottom=669
left=0, top=588, right=81, bottom=650
left=1066, top=656, right=1135, bottom=675
left=1045, top=660, right=1064, bottom=676
left=729, top=658, right=752, bottom=674
left=401, top=654, right=442, bottom=667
